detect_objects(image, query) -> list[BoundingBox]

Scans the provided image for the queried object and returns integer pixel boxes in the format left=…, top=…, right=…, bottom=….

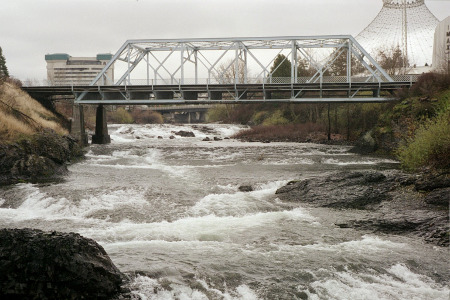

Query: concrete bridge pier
left=92, top=105, right=111, bottom=144
left=70, top=104, right=88, bottom=146
left=198, top=111, right=206, bottom=123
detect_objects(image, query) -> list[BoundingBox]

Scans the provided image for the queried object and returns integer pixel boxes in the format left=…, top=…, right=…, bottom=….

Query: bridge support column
left=92, top=105, right=111, bottom=144
left=199, top=111, right=207, bottom=123
left=373, top=89, right=380, bottom=98
left=70, top=104, right=88, bottom=146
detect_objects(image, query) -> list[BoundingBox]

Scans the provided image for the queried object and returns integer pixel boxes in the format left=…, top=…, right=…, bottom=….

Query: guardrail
left=22, top=75, right=420, bottom=87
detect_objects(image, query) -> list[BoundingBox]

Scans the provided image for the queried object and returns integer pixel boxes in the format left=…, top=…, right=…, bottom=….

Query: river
left=0, top=124, right=448, bottom=300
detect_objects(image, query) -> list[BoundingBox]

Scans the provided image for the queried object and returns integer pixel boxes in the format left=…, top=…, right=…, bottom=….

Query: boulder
left=0, top=228, right=123, bottom=299
left=173, top=130, right=195, bottom=137
left=424, top=187, right=450, bottom=206
left=275, top=171, right=392, bottom=209
left=238, top=185, right=253, bottom=192
left=0, top=130, right=83, bottom=185
left=414, top=172, right=450, bottom=192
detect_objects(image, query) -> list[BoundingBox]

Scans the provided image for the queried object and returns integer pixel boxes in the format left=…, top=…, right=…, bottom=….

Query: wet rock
left=275, top=171, right=392, bottom=209
left=277, top=170, right=449, bottom=246
left=169, top=135, right=175, bottom=139
left=202, top=137, right=211, bottom=141
left=0, top=228, right=123, bottom=299
left=0, top=130, right=83, bottom=185
left=11, top=154, right=63, bottom=179
left=424, top=187, right=450, bottom=206
left=157, top=136, right=163, bottom=139
left=213, top=137, right=222, bottom=141
left=238, top=185, right=253, bottom=192
left=414, top=172, right=450, bottom=192
left=338, top=215, right=427, bottom=233
left=350, top=131, right=377, bottom=154
left=173, top=130, right=195, bottom=137
left=337, top=213, right=449, bottom=247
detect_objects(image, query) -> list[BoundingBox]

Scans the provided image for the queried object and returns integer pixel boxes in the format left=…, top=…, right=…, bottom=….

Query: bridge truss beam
left=75, top=36, right=397, bottom=104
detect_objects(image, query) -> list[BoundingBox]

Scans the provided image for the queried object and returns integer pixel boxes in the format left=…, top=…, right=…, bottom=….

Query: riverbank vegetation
left=209, top=72, right=449, bottom=171
left=384, top=73, right=450, bottom=171
left=0, top=77, right=67, bottom=142
left=0, top=53, right=83, bottom=185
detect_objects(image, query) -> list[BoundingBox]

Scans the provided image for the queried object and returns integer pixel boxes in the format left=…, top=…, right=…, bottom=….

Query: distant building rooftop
left=45, top=53, right=70, bottom=61
left=45, top=53, right=113, bottom=61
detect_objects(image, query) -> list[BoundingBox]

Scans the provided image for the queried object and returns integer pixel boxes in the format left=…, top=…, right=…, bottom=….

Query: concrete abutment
left=70, top=104, right=88, bottom=146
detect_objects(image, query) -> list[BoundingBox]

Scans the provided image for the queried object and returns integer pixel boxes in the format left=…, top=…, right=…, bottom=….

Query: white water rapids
left=0, top=124, right=448, bottom=299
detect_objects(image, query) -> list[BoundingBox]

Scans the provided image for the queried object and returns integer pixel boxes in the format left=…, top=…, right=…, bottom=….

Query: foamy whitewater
left=0, top=124, right=448, bottom=299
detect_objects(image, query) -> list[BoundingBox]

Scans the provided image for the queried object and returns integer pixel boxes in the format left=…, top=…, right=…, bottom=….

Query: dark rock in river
left=173, top=130, right=195, bottom=137
left=275, top=171, right=393, bottom=209
left=414, top=171, right=450, bottom=192
left=0, top=228, right=123, bottom=299
left=238, top=185, right=253, bottom=192
left=277, top=170, right=449, bottom=247
left=0, top=129, right=83, bottom=185
left=424, top=187, right=450, bottom=206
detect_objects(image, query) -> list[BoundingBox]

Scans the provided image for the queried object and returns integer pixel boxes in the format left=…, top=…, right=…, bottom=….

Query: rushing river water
left=0, top=124, right=449, bottom=300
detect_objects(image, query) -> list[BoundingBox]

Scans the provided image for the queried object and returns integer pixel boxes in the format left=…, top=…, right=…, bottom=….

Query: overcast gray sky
left=1, top=0, right=449, bottom=81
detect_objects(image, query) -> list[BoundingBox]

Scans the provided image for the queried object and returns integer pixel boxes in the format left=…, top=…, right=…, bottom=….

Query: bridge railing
left=22, top=75, right=420, bottom=87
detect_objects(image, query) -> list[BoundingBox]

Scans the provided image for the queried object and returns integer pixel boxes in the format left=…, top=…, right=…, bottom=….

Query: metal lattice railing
left=23, top=75, right=420, bottom=87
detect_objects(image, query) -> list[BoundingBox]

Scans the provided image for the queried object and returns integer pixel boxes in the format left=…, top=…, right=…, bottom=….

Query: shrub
left=396, top=107, right=450, bottom=171
left=232, top=123, right=325, bottom=142
left=251, top=111, right=269, bottom=125
left=262, top=110, right=290, bottom=125
left=206, top=105, right=231, bottom=122
left=410, top=72, right=450, bottom=98
left=5, top=77, right=22, bottom=88
left=131, top=109, right=163, bottom=124
left=107, top=107, right=133, bottom=124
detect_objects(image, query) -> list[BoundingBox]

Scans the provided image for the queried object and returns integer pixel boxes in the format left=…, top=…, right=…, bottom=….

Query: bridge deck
left=23, top=81, right=412, bottom=104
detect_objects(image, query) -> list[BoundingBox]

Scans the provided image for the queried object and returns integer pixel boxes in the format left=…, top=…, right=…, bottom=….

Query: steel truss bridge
left=25, top=36, right=419, bottom=104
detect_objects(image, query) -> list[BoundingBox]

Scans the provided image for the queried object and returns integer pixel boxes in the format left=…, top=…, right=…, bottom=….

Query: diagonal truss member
left=76, top=35, right=395, bottom=103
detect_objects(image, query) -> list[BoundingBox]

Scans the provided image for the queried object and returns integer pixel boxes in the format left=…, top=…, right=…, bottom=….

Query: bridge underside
left=27, top=82, right=410, bottom=105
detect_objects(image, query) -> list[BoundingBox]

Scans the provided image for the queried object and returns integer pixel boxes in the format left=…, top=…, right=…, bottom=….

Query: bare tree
left=214, top=59, right=249, bottom=84
left=375, top=45, right=410, bottom=75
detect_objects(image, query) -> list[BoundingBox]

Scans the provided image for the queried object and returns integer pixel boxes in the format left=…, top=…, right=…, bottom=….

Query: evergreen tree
left=0, top=47, right=9, bottom=78
left=270, top=54, right=291, bottom=78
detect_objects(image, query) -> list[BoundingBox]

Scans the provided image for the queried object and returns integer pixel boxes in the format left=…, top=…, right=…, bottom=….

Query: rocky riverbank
left=275, top=170, right=449, bottom=247
left=0, top=228, right=124, bottom=299
left=0, top=129, right=84, bottom=186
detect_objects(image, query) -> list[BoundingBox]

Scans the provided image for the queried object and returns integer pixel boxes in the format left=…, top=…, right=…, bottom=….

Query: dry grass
left=0, top=82, right=67, bottom=141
